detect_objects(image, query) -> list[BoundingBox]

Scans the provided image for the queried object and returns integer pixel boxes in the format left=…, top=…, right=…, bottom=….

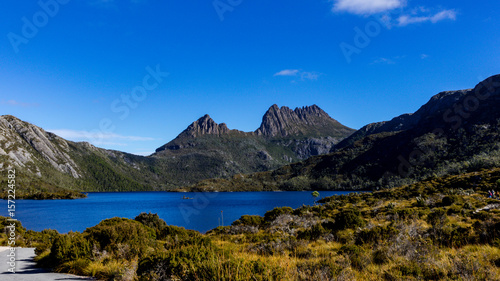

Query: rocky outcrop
left=155, top=104, right=355, bottom=157
left=291, top=137, right=340, bottom=159
left=155, top=115, right=245, bottom=152
left=183, top=115, right=231, bottom=137
left=0, top=115, right=81, bottom=178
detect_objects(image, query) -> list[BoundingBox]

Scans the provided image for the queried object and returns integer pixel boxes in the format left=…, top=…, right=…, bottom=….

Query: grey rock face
left=183, top=114, right=231, bottom=137
left=0, top=115, right=81, bottom=178
left=155, top=104, right=355, bottom=160
left=291, top=137, right=340, bottom=159
left=255, top=104, right=346, bottom=137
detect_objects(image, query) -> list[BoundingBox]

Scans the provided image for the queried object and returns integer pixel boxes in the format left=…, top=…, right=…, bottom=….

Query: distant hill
left=184, top=75, right=500, bottom=192
left=0, top=104, right=354, bottom=197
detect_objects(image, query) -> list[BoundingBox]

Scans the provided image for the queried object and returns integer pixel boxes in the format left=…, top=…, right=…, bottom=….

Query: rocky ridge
left=155, top=104, right=355, bottom=159
left=1, top=104, right=354, bottom=195
left=335, top=89, right=472, bottom=150
left=0, top=115, right=80, bottom=178
left=255, top=104, right=350, bottom=138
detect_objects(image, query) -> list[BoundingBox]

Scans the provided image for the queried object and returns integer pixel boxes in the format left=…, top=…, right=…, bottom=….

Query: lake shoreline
left=1, top=190, right=361, bottom=234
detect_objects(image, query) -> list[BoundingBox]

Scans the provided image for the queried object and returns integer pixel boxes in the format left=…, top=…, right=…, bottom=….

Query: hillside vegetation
left=0, top=105, right=354, bottom=198
left=183, top=75, right=500, bottom=193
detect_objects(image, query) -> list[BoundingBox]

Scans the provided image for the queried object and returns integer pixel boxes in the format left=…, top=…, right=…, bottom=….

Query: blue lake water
left=1, top=191, right=358, bottom=233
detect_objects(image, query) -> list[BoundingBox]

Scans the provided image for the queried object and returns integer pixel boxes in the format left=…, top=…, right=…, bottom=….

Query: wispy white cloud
left=397, top=9, right=457, bottom=26
left=330, top=1, right=457, bottom=29
left=420, top=54, right=429, bottom=59
left=48, top=129, right=155, bottom=146
left=372, top=57, right=396, bottom=64
left=371, top=55, right=409, bottom=65
left=274, top=69, right=300, bottom=76
left=332, top=0, right=405, bottom=15
left=1, top=100, right=39, bottom=107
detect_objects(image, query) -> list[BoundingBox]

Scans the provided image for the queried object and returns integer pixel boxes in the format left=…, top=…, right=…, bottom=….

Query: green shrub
left=333, top=208, right=366, bottom=230
left=49, top=232, right=91, bottom=266
left=264, top=207, right=293, bottom=222
left=355, top=225, right=398, bottom=245
left=372, top=248, right=389, bottom=265
left=23, top=229, right=59, bottom=255
left=337, top=245, right=364, bottom=270
left=135, top=212, right=168, bottom=239
left=430, top=224, right=473, bottom=247
left=232, top=215, right=264, bottom=227
left=55, top=258, right=90, bottom=276
left=398, top=263, right=422, bottom=277
left=427, top=208, right=448, bottom=226
left=390, top=208, right=421, bottom=220
left=446, top=204, right=462, bottom=215
left=84, top=217, right=156, bottom=258
left=297, top=223, right=326, bottom=240
left=0, top=216, right=26, bottom=247
left=474, top=219, right=500, bottom=244
left=138, top=241, right=286, bottom=281
left=442, top=195, right=462, bottom=206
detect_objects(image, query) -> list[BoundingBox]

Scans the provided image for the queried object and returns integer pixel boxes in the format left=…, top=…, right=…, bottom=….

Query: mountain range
left=185, top=74, right=500, bottom=192
left=2, top=74, right=499, bottom=197
left=0, top=104, right=354, bottom=198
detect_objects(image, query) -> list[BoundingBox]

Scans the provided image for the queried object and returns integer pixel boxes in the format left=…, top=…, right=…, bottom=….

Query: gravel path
left=0, top=247, right=94, bottom=281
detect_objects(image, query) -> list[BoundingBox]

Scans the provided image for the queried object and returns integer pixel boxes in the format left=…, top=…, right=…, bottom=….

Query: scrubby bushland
left=6, top=167, right=500, bottom=280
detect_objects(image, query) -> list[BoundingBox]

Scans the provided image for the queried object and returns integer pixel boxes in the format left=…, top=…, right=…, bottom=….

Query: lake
left=1, top=191, right=359, bottom=233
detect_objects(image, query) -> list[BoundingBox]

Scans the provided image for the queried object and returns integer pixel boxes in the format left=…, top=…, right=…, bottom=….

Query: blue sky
left=1, top=0, right=499, bottom=155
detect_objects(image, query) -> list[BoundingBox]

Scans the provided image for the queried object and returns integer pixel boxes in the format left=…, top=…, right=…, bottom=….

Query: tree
left=312, top=191, right=320, bottom=205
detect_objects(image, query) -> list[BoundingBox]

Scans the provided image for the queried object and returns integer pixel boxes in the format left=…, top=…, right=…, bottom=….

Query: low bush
left=84, top=217, right=156, bottom=259
left=232, top=215, right=264, bottom=227
left=355, top=225, right=398, bottom=245
left=333, top=208, right=366, bottom=230
left=134, top=212, right=167, bottom=239
left=426, top=208, right=448, bottom=226
left=337, top=244, right=365, bottom=270
left=49, top=232, right=92, bottom=267
left=264, top=206, right=293, bottom=222
left=442, top=195, right=463, bottom=206
left=297, top=223, right=326, bottom=240
left=372, top=248, right=389, bottom=265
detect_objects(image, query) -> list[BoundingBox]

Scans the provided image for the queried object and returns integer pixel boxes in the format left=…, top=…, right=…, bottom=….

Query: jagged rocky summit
left=1, top=104, right=354, bottom=195
left=154, top=104, right=355, bottom=159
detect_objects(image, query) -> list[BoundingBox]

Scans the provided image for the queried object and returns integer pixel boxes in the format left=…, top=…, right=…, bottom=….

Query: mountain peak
left=255, top=104, right=351, bottom=138
left=182, top=114, right=230, bottom=138
left=335, top=74, right=500, bottom=150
